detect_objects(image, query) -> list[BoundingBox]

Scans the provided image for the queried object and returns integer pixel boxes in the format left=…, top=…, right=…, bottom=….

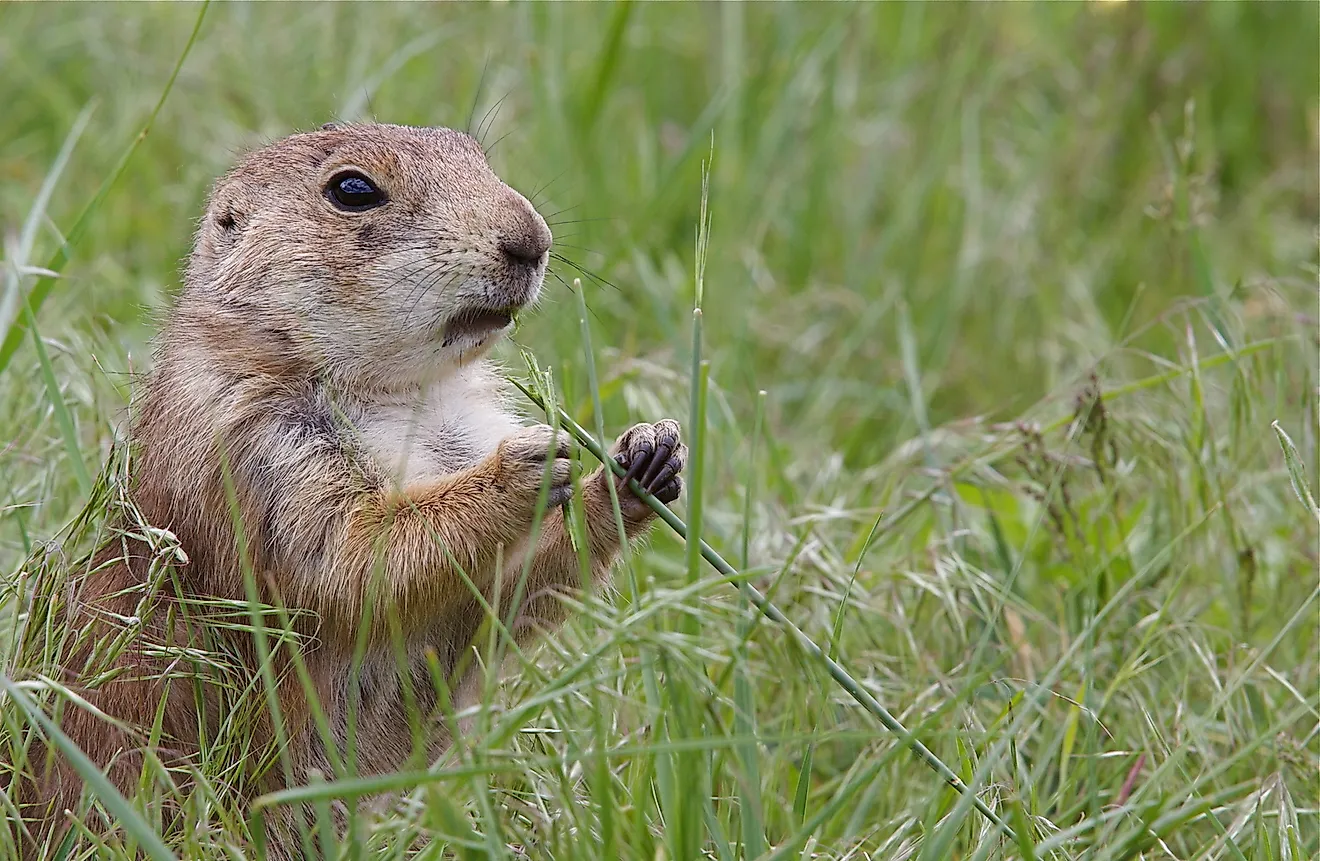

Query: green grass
left=2, top=2, right=1317, bottom=858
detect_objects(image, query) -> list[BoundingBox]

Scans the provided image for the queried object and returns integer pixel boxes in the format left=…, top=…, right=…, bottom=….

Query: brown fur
left=15, top=123, right=684, bottom=857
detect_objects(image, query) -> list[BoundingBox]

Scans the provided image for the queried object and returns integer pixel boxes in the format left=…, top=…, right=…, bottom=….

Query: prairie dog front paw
left=496, top=424, right=574, bottom=509
left=597, top=419, right=687, bottom=521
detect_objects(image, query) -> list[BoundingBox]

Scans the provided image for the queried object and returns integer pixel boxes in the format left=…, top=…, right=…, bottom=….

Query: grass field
left=1, top=2, right=1317, bottom=859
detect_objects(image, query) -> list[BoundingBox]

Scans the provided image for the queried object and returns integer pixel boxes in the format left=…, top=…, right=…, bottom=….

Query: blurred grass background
left=1, top=2, right=1317, bottom=859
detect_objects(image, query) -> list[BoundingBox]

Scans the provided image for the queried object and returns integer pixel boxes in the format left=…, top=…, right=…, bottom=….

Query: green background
left=1, top=3, right=1316, bottom=858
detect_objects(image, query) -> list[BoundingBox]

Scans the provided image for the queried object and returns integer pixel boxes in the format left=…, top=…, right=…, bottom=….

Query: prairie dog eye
left=326, top=171, right=386, bottom=212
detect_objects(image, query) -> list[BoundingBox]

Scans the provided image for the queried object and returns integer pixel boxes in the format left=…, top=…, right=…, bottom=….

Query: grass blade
left=0, top=677, right=179, bottom=861
left=734, top=389, right=767, bottom=857
left=23, top=297, right=92, bottom=494
left=4, top=103, right=96, bottom=493
left=0, top=1, right=208, bottom=375
left=1272, top=420, right=1319, bottom=522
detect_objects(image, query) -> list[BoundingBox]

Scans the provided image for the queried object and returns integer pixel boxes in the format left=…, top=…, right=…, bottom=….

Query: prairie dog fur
left=25, top=123, right=686, bottom=853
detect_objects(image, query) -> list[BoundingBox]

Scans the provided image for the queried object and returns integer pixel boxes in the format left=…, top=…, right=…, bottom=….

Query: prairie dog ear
left=209, top=193, right=248, bottom=241
left=213, top=204, right=243, bottom=234
left=194, top=186, right=252, bottom=270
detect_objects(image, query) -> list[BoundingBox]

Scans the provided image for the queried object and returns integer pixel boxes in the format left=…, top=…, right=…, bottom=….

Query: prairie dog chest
left=350, top=365, right=519, bottom=484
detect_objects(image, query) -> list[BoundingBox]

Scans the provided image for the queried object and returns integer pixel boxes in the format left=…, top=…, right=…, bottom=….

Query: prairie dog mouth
left=442, top=307, right=516, bottom=346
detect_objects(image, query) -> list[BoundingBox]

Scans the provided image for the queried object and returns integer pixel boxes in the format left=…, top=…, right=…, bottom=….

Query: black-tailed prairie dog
left=24, top=122, right=686, bottom=855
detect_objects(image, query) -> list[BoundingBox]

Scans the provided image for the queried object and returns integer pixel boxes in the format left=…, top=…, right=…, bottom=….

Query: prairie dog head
left=186, top=122, right=551, bottom=391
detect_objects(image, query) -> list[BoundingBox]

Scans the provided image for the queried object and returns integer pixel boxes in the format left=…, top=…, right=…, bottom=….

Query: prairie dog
left=26, top=123, right=686, bottom=853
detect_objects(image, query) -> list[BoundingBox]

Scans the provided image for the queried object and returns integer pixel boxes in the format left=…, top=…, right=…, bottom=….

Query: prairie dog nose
left=499, top=197, right=552, bottom=266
